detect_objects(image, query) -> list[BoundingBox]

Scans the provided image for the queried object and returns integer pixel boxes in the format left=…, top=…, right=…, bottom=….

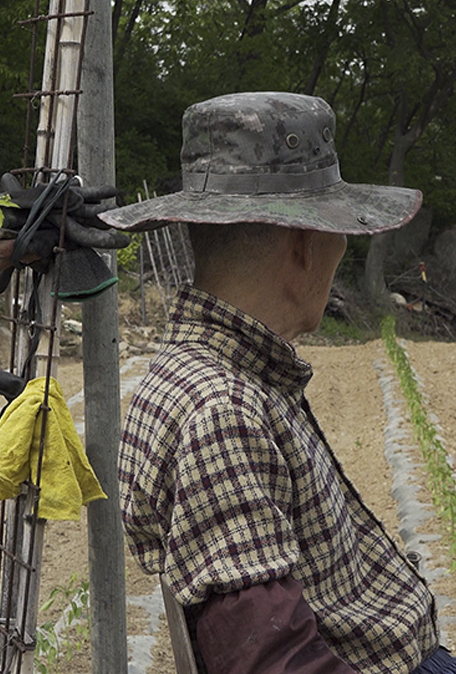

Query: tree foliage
left=111, top=2, right=456, bottom=216
left=0, top=1, right=45, bottom=176
left=111, top=0, right=350, bottom=199
left=1, top=1, right=456, bottom=298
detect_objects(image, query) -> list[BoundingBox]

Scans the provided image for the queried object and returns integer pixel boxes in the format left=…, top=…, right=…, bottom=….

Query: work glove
left=0, top=225, right=59, bottom=274
left=0, top=172, right=130, bottom=298
left=0, top=172, right=129, bottom=249
left=0, top=171, right=116, bottom=226
left=0, top=370, right=26, bottom=402
left=56, top=247, right=119, bottom=302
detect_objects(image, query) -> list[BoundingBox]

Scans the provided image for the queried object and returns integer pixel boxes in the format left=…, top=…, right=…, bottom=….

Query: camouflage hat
left=99, top=92, right=422, bottom=235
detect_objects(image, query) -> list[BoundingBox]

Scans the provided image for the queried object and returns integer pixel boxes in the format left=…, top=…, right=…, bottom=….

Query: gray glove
left=0, top=370, right=26, bottom=402
left=0, top=172, right=130, bottom=252
left=0, top=173, right=130, bottom=293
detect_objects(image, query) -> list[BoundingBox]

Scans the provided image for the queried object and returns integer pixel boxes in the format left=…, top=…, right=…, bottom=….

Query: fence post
left=77, top=1, right=128, bottom=672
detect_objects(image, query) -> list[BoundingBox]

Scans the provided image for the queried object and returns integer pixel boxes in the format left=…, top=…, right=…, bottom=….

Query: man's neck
left=192, top=278, right=303, bottom=343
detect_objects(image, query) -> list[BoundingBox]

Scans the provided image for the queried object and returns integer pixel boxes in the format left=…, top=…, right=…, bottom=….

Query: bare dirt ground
left=1, top=319, right=456, bottom=672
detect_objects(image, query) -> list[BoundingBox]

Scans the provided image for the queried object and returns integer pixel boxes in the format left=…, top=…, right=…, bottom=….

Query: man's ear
left=290, top=229, right=314, bottom=273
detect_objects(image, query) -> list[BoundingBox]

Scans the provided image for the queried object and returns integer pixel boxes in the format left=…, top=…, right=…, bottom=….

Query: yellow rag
left=0, top=377, right=107, bottom=520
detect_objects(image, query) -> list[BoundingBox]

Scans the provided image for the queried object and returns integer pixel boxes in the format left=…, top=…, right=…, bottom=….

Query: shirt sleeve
left=197, top=576, right=357, bottom=674
left=163, top=402, right=302, bottom=605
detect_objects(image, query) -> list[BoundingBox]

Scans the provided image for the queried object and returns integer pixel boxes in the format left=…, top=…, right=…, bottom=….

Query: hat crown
left=181, top=92, right=339, bottom=194
left=98, top=90, right=422, bottom=237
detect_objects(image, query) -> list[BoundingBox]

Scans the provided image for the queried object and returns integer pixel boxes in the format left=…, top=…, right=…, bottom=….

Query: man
left=101, top=92, right=455, bottom=673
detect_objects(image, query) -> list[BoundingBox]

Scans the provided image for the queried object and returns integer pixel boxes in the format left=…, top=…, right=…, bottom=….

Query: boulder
left=386, top=207, right=433, bottom=274
left=434, top=226, right=456, bottom=276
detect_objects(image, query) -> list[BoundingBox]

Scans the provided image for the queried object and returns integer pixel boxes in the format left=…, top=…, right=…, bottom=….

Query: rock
left=128, top=345, right=143, bottom=356
left=434, top=226, right=456, bottom=277
left=119, top=341, right=129, bottom=355
left=63, top=318, right=83, bottom=335
left=60, top=338, right=82, bottom=359
left=390, top=292, right=407, bottom=307
left=387, top=207, right=433, bottom=274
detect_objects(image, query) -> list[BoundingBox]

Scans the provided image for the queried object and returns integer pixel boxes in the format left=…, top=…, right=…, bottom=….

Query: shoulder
left=130, top=340, right=267, bottom=428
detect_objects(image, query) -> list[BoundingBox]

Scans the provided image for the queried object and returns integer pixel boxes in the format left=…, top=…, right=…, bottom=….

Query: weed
left=34, top=574, right=90, bottom=673
left=382, top=315, right=456, bottom=571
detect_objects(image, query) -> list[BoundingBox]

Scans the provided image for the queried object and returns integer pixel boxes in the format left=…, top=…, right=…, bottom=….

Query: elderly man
left=102, top=92, right=455, bottom=674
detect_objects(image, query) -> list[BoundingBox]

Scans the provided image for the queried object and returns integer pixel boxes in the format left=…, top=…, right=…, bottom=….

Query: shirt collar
left=164, top=284, right=313, bottom=394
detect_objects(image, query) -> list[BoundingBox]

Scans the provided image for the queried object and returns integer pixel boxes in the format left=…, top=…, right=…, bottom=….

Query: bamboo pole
left=145, top=231, right=168, bottom=315
left=177, top=222, right=194, bottom=282
left=163, top=226, right=181, bottom=287
left=34, top=0, right=86, bottom=381
left=35, top=0, right=59, bottom=171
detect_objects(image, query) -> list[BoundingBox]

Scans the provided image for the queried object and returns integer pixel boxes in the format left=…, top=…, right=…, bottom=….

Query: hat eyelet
left=323, top=127, right=332, bottom=142
left=357, top=215, right=369, bottom=225
left=286, top=133, right=300, bottom=149
left=313, top=146, right=321, bottom=155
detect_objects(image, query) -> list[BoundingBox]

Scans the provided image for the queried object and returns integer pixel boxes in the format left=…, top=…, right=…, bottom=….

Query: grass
left=382, top=315, right=456, bottom=571
left=318, top=315, right=366, bottom=344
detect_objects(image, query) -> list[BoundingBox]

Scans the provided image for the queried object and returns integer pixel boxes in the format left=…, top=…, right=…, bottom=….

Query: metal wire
left=0, top=1, right=91, bottom=670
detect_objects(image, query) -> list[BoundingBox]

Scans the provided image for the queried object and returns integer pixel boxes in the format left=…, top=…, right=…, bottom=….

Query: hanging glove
left=0, top=172, right=117, bottom=230
left=0, top=172, right=130, bottom=295
left=55, top=247, right=119, bottom=302
left=0, top=173, right=130, bottom=250
left=0, top=226, right=59, bottom=274
left=0, top=370, right=26, bottom=402
left=47, top=211, right=130, bottom=249
left=0, top=268, right=14, bottom=293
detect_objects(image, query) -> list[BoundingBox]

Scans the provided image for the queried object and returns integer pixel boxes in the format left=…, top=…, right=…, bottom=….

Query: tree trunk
left=303, top=0, right=342, bottom=95
left=111, top=0, right=122, bottom=44
left=364, top=232, right=391, bottom=306
left=364, top=128, right=410, bottom=304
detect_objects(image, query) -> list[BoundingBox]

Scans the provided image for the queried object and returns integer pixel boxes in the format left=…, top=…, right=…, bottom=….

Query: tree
left=0, top=1, right=43, bottom=176
left=111, top=1, right=349, bottom=196
left=334, top=0, right=456, bottom=303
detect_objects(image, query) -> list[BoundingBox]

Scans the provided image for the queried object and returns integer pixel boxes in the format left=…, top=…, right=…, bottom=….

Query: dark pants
left=413, top=648, right=456, bottom=674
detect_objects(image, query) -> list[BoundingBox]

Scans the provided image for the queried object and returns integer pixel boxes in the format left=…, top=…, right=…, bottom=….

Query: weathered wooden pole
left=77, top=1, right=128, bottom=673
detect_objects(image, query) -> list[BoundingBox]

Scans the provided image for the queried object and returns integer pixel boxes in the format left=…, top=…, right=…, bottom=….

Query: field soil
left=1, top=319, right=455, bottom=672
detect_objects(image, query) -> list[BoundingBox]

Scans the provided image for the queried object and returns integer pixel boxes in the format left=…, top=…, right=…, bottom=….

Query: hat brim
left=99, top=181, right=422, bottom=236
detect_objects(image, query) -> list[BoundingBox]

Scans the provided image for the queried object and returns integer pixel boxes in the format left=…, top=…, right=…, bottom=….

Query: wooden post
left=77, top=1, right=128, bottom=673
left=160, top=577, right=199, bottom=674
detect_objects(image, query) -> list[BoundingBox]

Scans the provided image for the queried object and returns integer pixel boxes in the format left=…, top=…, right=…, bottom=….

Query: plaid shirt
left=119, top=285, right=439, bottom=673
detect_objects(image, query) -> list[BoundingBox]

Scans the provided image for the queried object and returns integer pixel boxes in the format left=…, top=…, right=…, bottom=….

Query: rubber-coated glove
left=0, top=226, right=59, bottom=274
left=0, top=370, right=26, bottom=402
left=0, top=173, right=129, bottom=250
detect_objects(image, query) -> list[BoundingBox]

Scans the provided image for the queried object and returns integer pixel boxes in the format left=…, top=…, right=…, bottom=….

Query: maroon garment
left=197, top=577, right=357, bottom=674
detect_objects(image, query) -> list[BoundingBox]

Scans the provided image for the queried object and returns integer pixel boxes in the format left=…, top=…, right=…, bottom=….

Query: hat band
left=183, top=163, right=341, bottom=195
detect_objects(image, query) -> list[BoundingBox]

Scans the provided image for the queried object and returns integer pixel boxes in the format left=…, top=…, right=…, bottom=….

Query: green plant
left=117, top=233, right=143, bottom=271
left=382, top=315, right=456, bottom=570
left=319, top=316, right=365, bottom=344
left=35, top=622, right=59, bottom=674
left=34, top=574, right=90, bottom=673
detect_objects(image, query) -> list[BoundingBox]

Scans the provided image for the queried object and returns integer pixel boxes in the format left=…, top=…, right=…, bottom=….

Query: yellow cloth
left=0, top=377, right=107, bottom=520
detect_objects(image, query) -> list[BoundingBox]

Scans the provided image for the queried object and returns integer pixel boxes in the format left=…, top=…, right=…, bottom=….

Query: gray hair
left=187, top=222, right=284, bottom=278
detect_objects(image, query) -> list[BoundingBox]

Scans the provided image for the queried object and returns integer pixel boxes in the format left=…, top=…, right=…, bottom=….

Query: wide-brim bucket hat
left=99, top=92, right=422, bottom=236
